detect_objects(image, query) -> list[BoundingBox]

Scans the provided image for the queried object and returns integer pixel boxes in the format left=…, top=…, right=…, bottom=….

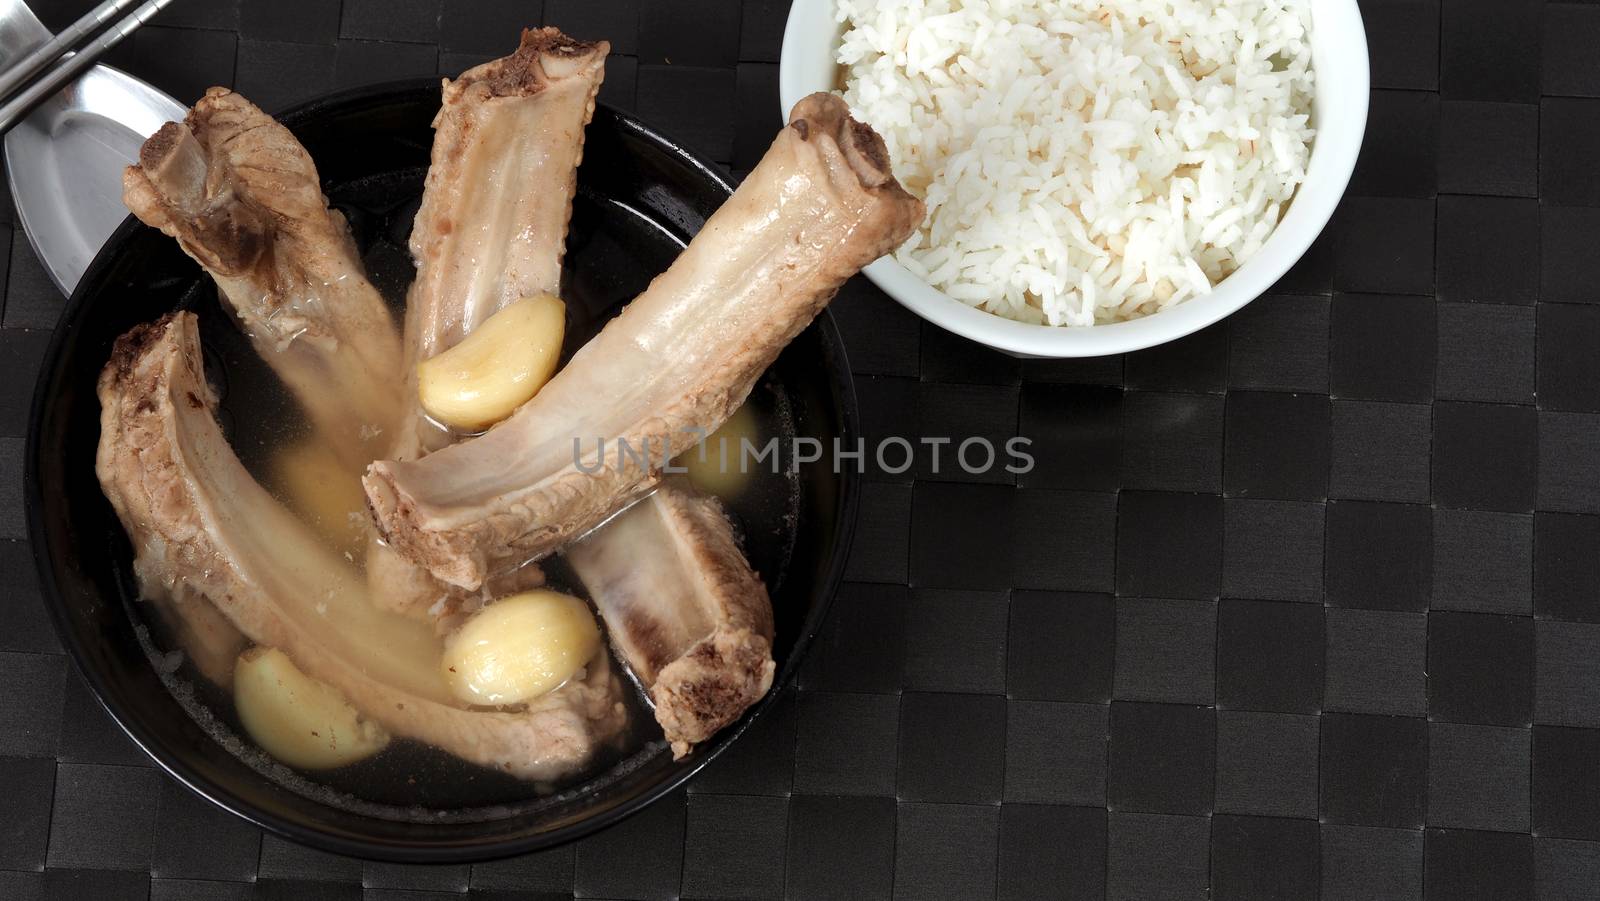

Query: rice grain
left=837, top=0, right=1316, bottom=326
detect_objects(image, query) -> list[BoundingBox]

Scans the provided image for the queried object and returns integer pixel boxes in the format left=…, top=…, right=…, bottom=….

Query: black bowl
left=25, top=81, right=859, bottom=861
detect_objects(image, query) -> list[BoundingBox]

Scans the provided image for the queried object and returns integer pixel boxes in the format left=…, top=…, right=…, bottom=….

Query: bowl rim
left=24, top=77, right=863, bottom=862
left=779, top=0, right=1370, bottom=358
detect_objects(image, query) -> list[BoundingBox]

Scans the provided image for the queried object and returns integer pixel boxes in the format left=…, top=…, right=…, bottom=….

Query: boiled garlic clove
left=234, top=647, right=390, bottom=770
left=442, top=589, right=601, bottom=706
left=418, top=294, right=566, bottom=432
left=266, top=439, right=368, bottom=559
left=678, top=400, right=759, bottom=499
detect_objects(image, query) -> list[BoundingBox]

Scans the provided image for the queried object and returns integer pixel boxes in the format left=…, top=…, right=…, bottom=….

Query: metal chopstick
left=0, top=0, right=178, bottom=134
left=0, top=0, right=146, bottom=104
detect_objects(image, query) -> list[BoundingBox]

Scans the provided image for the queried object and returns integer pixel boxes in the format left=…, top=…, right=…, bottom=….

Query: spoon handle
left=0, top=0, right=143, bottom=104
left=0, top=0, right=176, bottom=135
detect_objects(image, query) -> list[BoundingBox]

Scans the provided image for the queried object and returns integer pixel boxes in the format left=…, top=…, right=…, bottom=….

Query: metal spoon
left=0, top=0, right=183, bottom=295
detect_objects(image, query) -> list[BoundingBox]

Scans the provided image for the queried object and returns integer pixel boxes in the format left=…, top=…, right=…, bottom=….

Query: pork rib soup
left=109, top=160, right=808, bottom=812
left=89, top=25, right=918, bottom=818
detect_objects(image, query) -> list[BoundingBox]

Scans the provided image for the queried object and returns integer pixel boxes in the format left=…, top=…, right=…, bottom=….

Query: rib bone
left=122, top=87, right=405, bottom=470
left=96, top=313, right=625, bottom=781
left=406, top=27, right=608, bottom=377
left=370, top=28, right=608, bottom=619
left=365, top=93, right=924, bottom=589
left=568, top=484, right=775, bottom=758
left=374, top=30, right=777, bottom=757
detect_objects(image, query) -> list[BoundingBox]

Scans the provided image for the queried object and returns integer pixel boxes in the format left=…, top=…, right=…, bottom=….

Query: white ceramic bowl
left=779, top=0, right=1369, bottom=358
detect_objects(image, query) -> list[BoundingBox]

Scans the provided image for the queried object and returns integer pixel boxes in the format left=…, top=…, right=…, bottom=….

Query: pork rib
left=122, top=87, right=405, bottom=470
left=405, top=26, right=607, bottom=378
left=568, top=484, right=775, bottom=758
left=365, top=93, right=924, bottom=589
left=96, top=313, right=625, bottom=781
left=370, top=27, right=608, bottom=619
left=384, top=30, right=775, bottom=758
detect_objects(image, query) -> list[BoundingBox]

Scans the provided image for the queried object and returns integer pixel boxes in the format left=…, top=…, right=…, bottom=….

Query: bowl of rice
left=780, top=0, right=1368, bottom=357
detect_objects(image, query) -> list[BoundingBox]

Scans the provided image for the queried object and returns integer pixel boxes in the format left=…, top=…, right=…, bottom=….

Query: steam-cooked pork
left=374, top=30, right=774, bottom=758
left=106, top=55, right=918, bottom=777
left=569, top=484, right=775, bottom=758
left=95, top=313, right=625, bottom=781
left=122, top=88, right=404, bottom=470
left=365, top=93, right=924, bottom=589
left=405, top=27, right=607, bottom=390
left=370, top=28, right=608, bottom=619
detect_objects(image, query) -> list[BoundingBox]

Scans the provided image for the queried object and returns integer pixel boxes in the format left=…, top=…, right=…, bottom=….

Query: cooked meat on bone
left=405, top=27, right=607, bottom=388
left=370, top=28, right=774, bottom=756
left=568, top=484, right=775, bottom=758
left=122, top=86, right=488, bottom=625
left=96, top=313, right=625, bottom=781
left=365, top=93, right=925, bottom=590
left=122, top=88, right=404, bottom=470
left=370, top=27, right=607, bottom=620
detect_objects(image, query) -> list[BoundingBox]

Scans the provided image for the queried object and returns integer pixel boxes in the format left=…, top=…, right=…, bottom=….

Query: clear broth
left=143, top=169, right=802, bottom=816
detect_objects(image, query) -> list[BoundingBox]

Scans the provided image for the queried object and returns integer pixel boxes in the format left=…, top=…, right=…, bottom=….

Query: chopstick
left=0, top=0, right=146, bottom=103
left=0, top=0, right=178, bottom=134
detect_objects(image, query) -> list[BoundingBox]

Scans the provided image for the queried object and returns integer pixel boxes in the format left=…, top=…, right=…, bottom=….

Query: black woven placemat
left=2, top=0, right=1595, bottom=898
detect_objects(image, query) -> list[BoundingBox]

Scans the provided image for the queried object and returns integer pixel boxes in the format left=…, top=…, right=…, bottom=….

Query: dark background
left=0, top=0, right=1595, bottom=898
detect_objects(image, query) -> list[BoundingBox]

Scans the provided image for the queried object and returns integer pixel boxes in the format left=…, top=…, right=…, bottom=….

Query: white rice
left=836, top=0, right=1315, bottom=326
